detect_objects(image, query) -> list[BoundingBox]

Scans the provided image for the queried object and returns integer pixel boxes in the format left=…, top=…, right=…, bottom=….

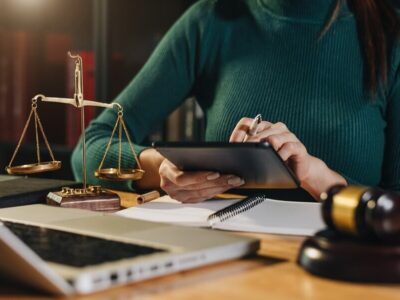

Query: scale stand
left=6, top=52, right=145, bottom=212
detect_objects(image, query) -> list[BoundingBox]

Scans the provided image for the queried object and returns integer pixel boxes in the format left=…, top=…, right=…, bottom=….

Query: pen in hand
left=243, top=114, right=262, bottom=142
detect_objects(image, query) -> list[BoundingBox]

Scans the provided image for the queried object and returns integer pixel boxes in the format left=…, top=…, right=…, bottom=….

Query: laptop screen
left=2, top=221, right=167, bottom=268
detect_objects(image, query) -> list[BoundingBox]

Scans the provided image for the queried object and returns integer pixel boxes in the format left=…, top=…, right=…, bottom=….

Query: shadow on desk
left=0, top=276, right=51, bottom=299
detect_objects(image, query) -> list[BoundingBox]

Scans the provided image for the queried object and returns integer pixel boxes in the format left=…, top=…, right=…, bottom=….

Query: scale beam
left=36, top=95, right=115, bottom=109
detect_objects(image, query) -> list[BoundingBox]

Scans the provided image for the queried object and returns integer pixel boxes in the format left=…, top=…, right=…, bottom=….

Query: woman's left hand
left=229, top=118, right=347, bottom=199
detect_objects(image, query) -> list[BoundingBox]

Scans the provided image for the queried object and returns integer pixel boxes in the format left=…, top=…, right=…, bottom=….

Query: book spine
left=0, top=29, right=10, bottom=142
left=10, top=31, right=30, bottom=144
left=0, top=191, right=47, bottom=208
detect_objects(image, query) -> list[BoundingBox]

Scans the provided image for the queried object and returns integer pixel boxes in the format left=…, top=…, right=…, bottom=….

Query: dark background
left=0, top=0, right=201, bottom=180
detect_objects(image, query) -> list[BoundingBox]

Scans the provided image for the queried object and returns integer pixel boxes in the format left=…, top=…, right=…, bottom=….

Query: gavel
left=321, top=185, right=400, bottom=242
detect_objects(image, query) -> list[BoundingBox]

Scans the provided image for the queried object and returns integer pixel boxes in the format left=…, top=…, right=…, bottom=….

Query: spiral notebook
left=115, top=195, right=325, bottom=236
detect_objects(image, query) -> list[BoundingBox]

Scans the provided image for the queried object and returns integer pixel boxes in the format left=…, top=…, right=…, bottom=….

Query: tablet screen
left=153, top=142, right=299, bottom=189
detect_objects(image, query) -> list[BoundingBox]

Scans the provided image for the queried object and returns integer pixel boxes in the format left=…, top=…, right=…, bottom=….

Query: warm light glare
left=10, top=0, right=47, bottom=18
left=12, top=0, right=45, bottom=7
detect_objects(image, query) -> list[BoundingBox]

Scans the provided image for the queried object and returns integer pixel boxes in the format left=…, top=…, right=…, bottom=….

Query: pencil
left=243, top=114, right=262, bottom=142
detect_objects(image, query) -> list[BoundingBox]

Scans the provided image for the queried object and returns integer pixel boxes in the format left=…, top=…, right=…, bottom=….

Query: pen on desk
left=137, top=190, right=161, bottom=204
left=243, top=114, right=262, bottom=142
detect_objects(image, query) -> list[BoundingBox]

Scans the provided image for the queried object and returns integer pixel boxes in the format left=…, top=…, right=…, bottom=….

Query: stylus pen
left=243, top=114, right=262, bottom=142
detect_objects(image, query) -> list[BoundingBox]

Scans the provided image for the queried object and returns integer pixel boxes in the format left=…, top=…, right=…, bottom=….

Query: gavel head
left=321, top=185, right=400, bottom=242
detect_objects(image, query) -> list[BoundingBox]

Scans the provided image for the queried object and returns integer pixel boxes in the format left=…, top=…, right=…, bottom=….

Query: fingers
left=229, top=117, right=253, bottom=142
left=159, top=159, right=219, bottom=187
left=171, top=174, right=243, bottom=191
left=234, top=120, right=308, bottom=163
left=162, top=175, right=245, bottom=203
left=169, top=184, right=235, bottom=203
left=229, top=117, right=272, bottom=142
left=278, top=141, right=307, bottom=162
left=244, top=121, right=285, bottom=138
left=230, top=119, right=313, bottom=190
left=159, top=159, right=245, bottom=203
left=262, top=132, right=298, bottom=151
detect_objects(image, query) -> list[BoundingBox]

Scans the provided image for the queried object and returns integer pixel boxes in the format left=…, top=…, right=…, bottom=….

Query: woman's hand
left=159, top=159, right=245, bottom=203
left=230, top=118, right=347, bottom=199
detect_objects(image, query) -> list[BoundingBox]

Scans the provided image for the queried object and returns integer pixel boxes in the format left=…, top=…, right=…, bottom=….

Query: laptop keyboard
left=2, top=221, right=167, bottom=268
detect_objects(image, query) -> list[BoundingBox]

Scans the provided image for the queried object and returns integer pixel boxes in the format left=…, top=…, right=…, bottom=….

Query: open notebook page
left=115, top=195, right=325, bottom=236
left=213, top=198, right=324, bottom=236
left=115, top=195, right=241, bottom=227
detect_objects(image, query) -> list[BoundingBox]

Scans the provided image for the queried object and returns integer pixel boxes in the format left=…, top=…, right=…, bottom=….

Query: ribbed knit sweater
left=71, top=0, right=400, bottom=192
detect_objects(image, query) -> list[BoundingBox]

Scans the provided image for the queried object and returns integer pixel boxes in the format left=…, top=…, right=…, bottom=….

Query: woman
left=72, top=0, right=400, bottom=202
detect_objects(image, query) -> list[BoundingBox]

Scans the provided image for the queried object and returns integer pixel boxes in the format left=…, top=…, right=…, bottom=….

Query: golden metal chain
left=7, top=98, right=56, bottom=168
left=97, top=107, right=143, bottom=172
left=34, top=110, right=41, bottom=163
left=118, top=115, right=122, bottom=172
left=35, top=108, right=56, bottom=162
left=98, top=113, right=120, bottom=170
left=7, top=106, right=34, bottom=167
left=120, top=117, right=143, bottom=170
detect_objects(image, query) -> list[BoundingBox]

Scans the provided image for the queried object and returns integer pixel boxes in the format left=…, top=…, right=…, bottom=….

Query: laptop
left=0, top=204, right=259, bottom=295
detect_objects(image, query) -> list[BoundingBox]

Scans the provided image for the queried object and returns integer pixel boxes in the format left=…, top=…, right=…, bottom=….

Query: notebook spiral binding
left=207, top=195, right=265, bottom=226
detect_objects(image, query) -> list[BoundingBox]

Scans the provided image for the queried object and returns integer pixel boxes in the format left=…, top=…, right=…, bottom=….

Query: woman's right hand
left=159, top=159, right=245, bottom=203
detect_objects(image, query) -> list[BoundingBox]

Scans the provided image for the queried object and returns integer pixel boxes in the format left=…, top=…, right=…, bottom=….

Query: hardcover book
left=0, top=175, right=79, bottom=208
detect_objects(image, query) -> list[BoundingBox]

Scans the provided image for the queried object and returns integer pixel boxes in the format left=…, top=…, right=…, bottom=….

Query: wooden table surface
left=1, top=233, right=399, bottom=299
left=0, top=191, right=399, bottom=299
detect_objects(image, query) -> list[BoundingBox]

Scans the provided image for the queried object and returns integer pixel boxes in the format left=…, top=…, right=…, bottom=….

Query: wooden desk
left=1, top=234, right=399, bottom=299
left=0, top=193, right=399, bottom=299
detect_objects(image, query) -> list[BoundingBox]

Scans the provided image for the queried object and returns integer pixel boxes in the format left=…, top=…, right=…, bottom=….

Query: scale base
left=46, top=186, right=120, bottom=212
left=297, top=229, right=400, bottom=283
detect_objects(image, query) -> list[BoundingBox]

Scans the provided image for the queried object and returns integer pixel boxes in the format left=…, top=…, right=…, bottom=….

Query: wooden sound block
left=297, top=229, right=400, bottom=283
left=46, top=186, right=120, bottom=212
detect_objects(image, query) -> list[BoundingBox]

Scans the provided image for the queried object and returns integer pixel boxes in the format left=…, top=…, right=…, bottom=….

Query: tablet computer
left=152, top=142, right=299, bottom=189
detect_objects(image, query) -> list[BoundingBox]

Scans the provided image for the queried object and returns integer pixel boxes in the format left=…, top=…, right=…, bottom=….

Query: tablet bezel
left=152, top=142, right=300, bottom=189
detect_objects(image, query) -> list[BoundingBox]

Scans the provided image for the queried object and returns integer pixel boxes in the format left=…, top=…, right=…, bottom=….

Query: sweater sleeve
left=71, top=0, right=216, bottom=191
left=380, top=64, right=400, bottom=191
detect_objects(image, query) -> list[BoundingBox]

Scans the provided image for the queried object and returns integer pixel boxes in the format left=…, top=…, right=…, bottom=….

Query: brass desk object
left=5, top=52, right=145, bottom=211
left=5, top=97, right=61, bottom=175
left=94, top=105, right=144, bottom=181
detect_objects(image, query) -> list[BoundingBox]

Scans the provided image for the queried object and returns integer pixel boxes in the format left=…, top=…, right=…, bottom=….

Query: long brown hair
left=324, top=0, right=400, bottom=94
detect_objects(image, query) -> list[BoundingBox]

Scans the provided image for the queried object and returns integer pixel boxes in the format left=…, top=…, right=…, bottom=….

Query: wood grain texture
left=0, top=193, right=399, bottom=299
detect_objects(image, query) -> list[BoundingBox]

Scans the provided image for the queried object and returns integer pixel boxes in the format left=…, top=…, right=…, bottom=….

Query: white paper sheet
left=115, top=196, right=240, bottom=227
left=115, top=195, right=325, bottom=236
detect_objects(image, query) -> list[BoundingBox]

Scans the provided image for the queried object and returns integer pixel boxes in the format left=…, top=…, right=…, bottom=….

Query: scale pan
left=5, top=161, right=62, bottom=175
left=95, top=168, right=145, bottom=181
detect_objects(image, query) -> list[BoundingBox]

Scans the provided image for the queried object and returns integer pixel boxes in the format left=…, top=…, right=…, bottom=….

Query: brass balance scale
left=5, top=52, right=145, bottom=211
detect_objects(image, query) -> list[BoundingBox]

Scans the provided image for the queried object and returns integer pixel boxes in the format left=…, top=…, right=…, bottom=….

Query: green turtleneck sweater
left=71, top=0, right=400, bottom=193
